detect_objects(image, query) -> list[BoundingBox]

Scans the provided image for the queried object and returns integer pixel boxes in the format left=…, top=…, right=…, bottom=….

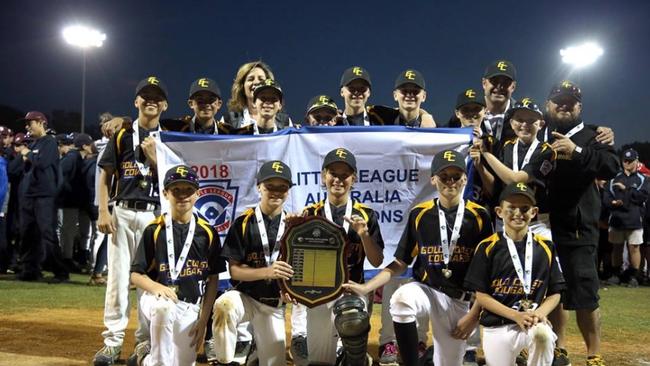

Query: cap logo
left=517, top=182, right=528, bottom=191
left=496, top=61, right=508, bottom=71
left=561, top=80, right=572, bottom=88
left=465, top=89, right=476, bottom=98
left=352, top=67, right=363, bottom=76
left=319, top=95, right=329, bottom=104
left=198, top=78, right=210, bottom=88
left=443, top=151, right=456, bottom=162
left=404, top=70, right=416, bottom=80
left=176, top=166, right=189, bottom=177
left=521, top=98, right=532, bottom=107
left=336, top=149, right=348, bottom=159
left=271, top=161, right=284, bottom=173
left=147, top=76, right=159, bottom=85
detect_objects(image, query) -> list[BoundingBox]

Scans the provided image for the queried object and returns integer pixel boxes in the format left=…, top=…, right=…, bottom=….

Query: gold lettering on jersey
left=120, top=161, right=154, bottom=178
left=352, top=67, right=363, bottom=76
left=405, top=70, right=416, bottom=80
left=147, top=77, right=159, bottom=85
left=491, top=277, right=544, bottom=295
left=465, top=89, right=476, bottom=98
left=421, top=245, right=472, bottom=264
left=497, top=61, right=508, bottom=71
left=198, top=78, right=210, bottom=87
left=443, top=151, right=455, bottom=161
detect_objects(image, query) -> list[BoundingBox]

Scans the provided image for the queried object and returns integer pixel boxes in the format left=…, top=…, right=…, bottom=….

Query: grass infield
left=1, top=273, right=649, bottom=365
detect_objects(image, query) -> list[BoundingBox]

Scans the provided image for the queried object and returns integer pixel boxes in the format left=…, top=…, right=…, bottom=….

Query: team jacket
left=221, top=208, right=286, bottom=307
left=302, top=200, right=384, bottom=283
left=20, top=134, right=59, bottom=198
left=547, top=120, right=620, bottom=246
left=603, top=172, right=649, bottom=230
left=131, top=214, right=225, bottom=304
left=98, top=125, right=160, bottom=204
left=58, top=149, right=84, bottom=208
left=394, top=199, right=493, bottom=294
left=464, top=232, right=565, bottom=327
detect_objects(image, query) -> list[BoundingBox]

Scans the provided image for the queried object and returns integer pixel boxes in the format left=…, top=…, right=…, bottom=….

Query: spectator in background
left=604, top=148, right=650, bottom=287
left=0, top=126, right=9, bottom=274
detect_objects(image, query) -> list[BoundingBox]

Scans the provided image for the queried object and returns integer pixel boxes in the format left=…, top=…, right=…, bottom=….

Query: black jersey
left=21, top=134, right=59, bottom=198
left=394, top=199, right=493, bottom=293
left=464, top=232, right=565, bottom=327
left=221, top=208, right=285, bottom=307
left=98, top=125, right=160, bottom=204
left=131, top=214, right=225, bottom=303
left=302, top=200, right=384, bottom=283
left=500, top=138, right=556, bottom=213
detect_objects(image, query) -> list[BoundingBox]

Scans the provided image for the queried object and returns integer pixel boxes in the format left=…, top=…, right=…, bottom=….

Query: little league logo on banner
left=154, top=126, right=472, bottom=270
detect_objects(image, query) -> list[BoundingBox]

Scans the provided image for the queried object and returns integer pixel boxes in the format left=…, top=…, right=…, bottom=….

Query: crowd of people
left=0, top=59, right=648, bottom=366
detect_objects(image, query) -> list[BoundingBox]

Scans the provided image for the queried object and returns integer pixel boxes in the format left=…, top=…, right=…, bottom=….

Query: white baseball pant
left=139, top=292, right=201, bottom=366
left=390, top=282, right=470, bottom=366
left=212, top=290, right=286, bottom=365
left=102, top=205, right=155, bottom=346
left=482, top=323, right=556, bottom=366
left=378, top=276, right=429, bottom=346
left=290, top=303, right=307, bottom=338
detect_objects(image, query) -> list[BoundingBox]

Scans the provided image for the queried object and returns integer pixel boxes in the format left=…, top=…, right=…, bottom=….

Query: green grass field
left=1, top=273, right=649, bottom=365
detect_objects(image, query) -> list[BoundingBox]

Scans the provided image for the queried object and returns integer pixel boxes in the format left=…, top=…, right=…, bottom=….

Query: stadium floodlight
left=62, top=25, right=106, bottom=48
left=62, top=25, right=106, bottom=133
left=560, top=42, right=604, bottom=69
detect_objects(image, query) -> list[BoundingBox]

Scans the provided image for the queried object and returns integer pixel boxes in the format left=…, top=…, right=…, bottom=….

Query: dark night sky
left=1, top=0, right=649, bottom=144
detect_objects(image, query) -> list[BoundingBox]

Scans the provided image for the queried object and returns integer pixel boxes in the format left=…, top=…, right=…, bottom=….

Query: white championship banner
left=154, top=125, right=472, bottom=276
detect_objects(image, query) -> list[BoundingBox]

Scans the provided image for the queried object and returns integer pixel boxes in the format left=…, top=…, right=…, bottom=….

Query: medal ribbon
left=504, top=231, right=533, bottom=296
left=164, top=213, right=196, bottom=284
left=437, top=199, right=465, bottom=266
left=254, top=206, right=286, bottom=264
left=324, top=198, right=352, bottom=233
left=512, top=138, right=539, bottom=172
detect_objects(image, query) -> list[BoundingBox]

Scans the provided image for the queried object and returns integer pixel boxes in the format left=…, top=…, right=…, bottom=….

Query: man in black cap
left=17, top=111, right=69, bottom=282
left=481, top=60, right=518, bottom=146
left=603, top=148, right=649, bottom=287
left=543, top=80, right=619, bottom=366
left=93, top=76, right=167, bottom=366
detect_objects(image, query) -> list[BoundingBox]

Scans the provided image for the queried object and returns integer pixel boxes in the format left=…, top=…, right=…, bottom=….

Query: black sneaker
left=233, top=341, right=251, bottom=364
left=551, top=347, right=571, bottom=366
left=47, top=276, right=70, bottom=284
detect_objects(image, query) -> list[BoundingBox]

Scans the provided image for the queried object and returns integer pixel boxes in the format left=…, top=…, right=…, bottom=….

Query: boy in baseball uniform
left=464, top=182, right=565, bottom=366
left=345, top=149, right=493, bottom=366
left=129, top=165, right=225, bottom=366
left=212, top=160, right=295, bottom=365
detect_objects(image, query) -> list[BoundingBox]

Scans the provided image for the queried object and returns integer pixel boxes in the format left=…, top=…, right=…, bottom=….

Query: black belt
left=255, top=296, right=284, bottom=308
left=432, top=284, right=473, bottom=302
left=116, top=200, right=159, bottom=211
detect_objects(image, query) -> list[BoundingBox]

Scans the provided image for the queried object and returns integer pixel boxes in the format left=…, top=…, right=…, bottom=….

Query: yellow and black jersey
left=302, top=200, right=384, bottom=283
left=221, top=208, right=285, bottom=307
left=464, top=232, right=566, bottom=327
left=97, top=125, right=159, bottom=204
left=131, top=214, right=225, bottom=303
left=394, top=199, right=493, bottom=292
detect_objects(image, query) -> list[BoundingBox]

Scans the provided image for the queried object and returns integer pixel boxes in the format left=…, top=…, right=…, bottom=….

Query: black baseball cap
left=256, top=160, right=293, bottom=185
left=189, top=77, right=221, bottom=99
left=548, top=80, right=582, bottom=103
left=484, top=60, right=517, bottom=80
left=622, top=148, right=639, bottom=161
left=253, top=79, right=283, bottom=102
left=56, top=133, right=75, bottom=146
left=13, top=133, right=27, bottom=145
left=307, top=95, right=338, bottom=114
left=74, top=133, right=94, bottom=148
left=340, top=66, right=372, bottom=88
left=0, top=126, right=10, bottom=136
left=135, top=76, right=168, bottom=100
left=164, top=165, right=199, bottom=189
left=499, top=182, right=536, bottom=205
left=394, top=69, right=426, bottom=90
left=455, top=88, right=486, bottom=109
left=322, top=148, right=357, bottom=172
left=430, top=149, right=466, bottom=176
left=505, top=97, right=543, bottom=122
